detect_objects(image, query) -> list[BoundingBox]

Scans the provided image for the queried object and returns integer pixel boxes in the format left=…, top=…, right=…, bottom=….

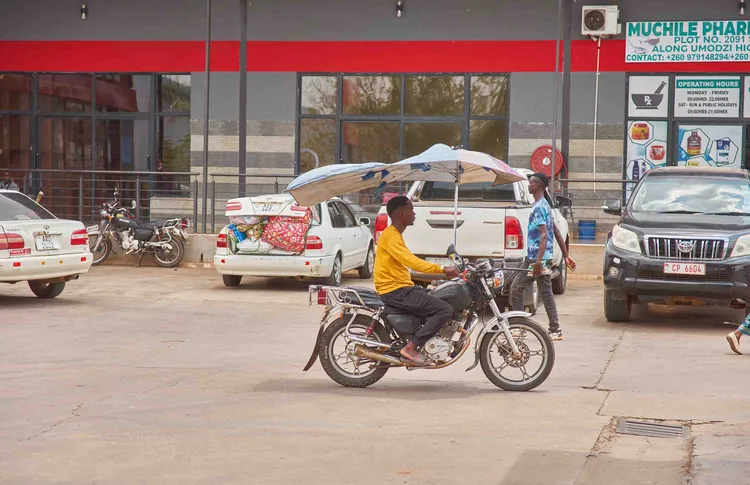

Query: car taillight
left=217, top=233, right=227, bottom=248
left=306, top=235, right=323, bottom=251
left=317, top=289, right=327, bottom=305
left=374, top=213, right=388, bottom=244
left=505, top=216, right=524, bottom=250
left=70, top=229, right=89, bottom=245
left=226, top=201, right=242, bottom=211
left=0, top=232, right=24, bottom=250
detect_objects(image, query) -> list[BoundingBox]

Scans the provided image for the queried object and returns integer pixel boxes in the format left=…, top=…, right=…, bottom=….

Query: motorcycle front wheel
left=479, top=316, right=555, bottom=392
left=89, top=234, right=111, bottom=266
left=319, top=315, right=389, bottom=388
left=152, top=238, right=185, bottom=268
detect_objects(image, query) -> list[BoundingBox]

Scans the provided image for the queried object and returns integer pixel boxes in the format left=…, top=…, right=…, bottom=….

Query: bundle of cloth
left=226, top=209, right=312, bottom=254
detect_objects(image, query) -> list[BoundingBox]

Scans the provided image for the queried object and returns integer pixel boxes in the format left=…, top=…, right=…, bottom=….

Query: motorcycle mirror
left=446, top=244, right=456, bottom=257
left=131, top=200, right=137, bottom=209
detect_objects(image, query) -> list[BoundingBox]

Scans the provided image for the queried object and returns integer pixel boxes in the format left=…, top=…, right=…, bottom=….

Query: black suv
left=602, top=166, right=750, bottom=322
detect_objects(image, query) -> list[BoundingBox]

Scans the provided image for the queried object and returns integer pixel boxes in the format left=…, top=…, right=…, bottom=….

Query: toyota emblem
left=677, top=240, right=695, bottom=253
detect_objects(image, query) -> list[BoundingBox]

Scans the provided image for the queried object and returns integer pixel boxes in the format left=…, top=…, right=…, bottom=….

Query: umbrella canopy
left=286, top=144, right=524, bottom=206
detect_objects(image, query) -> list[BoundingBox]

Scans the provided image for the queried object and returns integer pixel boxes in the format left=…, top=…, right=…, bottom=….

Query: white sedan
left=214, top=194, right=374, bottom=287
left=0, top=189, right=93, bottom=298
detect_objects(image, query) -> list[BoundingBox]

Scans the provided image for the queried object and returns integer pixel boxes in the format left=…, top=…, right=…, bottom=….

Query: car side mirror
left=555, top=195, right=572, bottom=208
left=446, top=244, right=456, bottom=257
left=359, top=217, right=371, bottom=226
left=602, top=199, right=622, bottom=215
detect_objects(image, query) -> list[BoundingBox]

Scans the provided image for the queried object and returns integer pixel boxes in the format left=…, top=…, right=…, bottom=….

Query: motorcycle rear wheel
left=89, top=235, right=111, bottom=266
left=152, top=238, right=185, bottom=268
left=479, top=316, right=555, bottom=392
left=319, top=315, right=389, bottom=388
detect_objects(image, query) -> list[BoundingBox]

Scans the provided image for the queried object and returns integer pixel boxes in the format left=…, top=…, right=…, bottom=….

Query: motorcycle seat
left=339, top=286, right=423, bottom=332
left=137, top=219, right=171, bottom=230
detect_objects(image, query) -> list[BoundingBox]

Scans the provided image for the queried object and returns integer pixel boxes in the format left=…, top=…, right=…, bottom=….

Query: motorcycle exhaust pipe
left=353, top=344, right=404, bottom=366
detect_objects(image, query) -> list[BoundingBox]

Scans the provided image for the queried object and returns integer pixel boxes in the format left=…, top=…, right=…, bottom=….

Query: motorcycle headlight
left=100, top=209, right=107, bottom=217
left=730, top=234, right=750, bottom=258
left=486, top=269, right=505, bottom=289
left=611, top=225, right=641, bottom=254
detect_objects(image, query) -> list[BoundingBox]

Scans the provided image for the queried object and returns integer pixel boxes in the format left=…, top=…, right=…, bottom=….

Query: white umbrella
left=286, top=144, right=526, bottom=247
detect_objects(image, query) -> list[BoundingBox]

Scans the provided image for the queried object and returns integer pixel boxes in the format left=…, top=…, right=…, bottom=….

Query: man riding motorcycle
left=374, top=196, right=459, bottom=364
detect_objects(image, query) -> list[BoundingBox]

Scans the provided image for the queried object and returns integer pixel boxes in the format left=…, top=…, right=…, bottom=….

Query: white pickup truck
left=373, top=168, right=572, bottom=314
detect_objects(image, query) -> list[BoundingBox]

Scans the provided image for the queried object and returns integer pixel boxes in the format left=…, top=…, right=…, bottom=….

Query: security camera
left=396, top=0, right=403, bottom=17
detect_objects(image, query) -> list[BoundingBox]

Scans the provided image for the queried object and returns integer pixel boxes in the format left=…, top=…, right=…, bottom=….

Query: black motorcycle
left=86, top=189, right=191, bottom=268
left=304, top=244, right=555, bottom=391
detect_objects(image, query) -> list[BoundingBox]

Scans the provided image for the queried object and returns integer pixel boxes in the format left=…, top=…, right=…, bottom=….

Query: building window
left=0, top=72, right=193, bottom=218
left=296, top=73, right=510, bottom=174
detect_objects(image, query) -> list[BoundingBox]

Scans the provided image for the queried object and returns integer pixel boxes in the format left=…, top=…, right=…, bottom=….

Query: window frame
left=334, top=200, right=359, bottom=227
left=295, top=72, right=511, bottom=174
left=0, top=72, right=191, bottom=174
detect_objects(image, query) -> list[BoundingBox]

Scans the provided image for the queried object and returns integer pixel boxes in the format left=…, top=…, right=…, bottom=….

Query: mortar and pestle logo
left=632, top=81, right=666, bottom=110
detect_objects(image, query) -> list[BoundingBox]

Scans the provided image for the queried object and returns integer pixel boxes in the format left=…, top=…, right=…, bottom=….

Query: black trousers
left=380, top=286, right=453, bottom=347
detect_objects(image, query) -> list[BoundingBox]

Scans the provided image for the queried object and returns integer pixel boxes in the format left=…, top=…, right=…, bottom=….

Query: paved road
left=1, top=267, right=749, bottom=484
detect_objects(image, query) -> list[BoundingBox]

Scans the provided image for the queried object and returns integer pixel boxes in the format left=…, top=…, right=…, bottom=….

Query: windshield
left=0, top=192, right=55, bottom=220
left=630, top=175, right=750, bottom=214
left=420, top=181, right=516, bottom=202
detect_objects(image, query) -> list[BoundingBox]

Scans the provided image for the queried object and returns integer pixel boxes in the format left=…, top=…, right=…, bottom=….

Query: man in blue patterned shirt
left=511, top=172, right=576, bottom=340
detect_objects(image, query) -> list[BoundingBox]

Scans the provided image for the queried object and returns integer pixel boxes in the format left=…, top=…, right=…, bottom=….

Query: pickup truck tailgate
left=404, top=206, right=506, bottom=258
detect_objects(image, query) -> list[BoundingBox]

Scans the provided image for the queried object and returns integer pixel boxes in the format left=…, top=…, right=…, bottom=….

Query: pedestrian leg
left=536, top=273, right=560, bottom=334
left=511, top=271, right=532, bottom=312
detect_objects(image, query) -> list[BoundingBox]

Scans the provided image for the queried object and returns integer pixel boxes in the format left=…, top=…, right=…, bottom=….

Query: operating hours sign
left=674, top=76, right=741, bottom=118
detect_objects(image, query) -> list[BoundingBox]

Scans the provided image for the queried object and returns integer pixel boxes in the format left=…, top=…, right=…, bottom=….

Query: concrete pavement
left=1, top=267, right=749, bottom=484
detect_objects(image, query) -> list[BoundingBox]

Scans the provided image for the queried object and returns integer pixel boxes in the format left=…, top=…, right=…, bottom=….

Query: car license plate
left=426, top=257, right=453, bottom=267
left=255, top=202, right=281, bottom=214
left=86, top=225, right=99, bottom=233
left=663, top=262, right=705, bottom=275
left=35, top=234, right=60, bottom=251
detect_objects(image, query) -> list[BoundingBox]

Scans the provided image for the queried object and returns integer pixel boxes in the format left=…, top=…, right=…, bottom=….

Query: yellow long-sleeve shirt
left=374, top=225, right=443, bottom=295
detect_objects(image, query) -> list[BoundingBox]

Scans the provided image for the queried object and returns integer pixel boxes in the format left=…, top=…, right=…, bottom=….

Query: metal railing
left=555, top=178, right=637, bottom=244
left=3, top=169, right=200, bottom=229
left=0, top=168, right=638, bottom=242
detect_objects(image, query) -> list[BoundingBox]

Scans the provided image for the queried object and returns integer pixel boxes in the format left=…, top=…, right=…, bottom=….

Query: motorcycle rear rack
left=308, top=284, right=370, bottom=309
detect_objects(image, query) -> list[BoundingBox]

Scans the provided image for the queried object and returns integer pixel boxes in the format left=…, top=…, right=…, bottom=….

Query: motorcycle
left=86, top=188, right=191, bottom=268
left=303, top=244, right=555, bottom=391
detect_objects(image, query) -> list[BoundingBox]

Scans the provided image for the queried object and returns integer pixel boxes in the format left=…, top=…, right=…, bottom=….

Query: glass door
left=35, top=117, right=150, bottom=220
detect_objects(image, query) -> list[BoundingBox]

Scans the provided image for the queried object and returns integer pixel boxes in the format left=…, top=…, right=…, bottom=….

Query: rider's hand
left=443, top=265, right=460, bottom=278
left=565, top=256, right=578, bottom=272
left=533, top=260, right=543, bottom=278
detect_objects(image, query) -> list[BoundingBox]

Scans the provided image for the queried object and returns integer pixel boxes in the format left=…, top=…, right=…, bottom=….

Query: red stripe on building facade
left=1, top=40, right=749, bottom=72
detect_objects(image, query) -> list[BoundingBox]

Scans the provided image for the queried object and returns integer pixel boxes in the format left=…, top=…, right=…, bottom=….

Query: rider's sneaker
left=548, top=330, right=563, bottom=341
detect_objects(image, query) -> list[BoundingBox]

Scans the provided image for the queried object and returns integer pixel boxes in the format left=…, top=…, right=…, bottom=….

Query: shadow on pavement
left=252, top=376, right=511, bottom=401
left=0, top=293, right=85, bottom=308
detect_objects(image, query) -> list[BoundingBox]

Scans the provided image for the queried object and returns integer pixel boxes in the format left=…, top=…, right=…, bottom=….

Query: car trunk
left=223, top=195, right=320, bottom=256
left=0, top=220, right=87, bottom=259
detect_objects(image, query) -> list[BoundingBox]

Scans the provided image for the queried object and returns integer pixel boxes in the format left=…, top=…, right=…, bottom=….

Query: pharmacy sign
left=626, top=20, right=750, bottom=63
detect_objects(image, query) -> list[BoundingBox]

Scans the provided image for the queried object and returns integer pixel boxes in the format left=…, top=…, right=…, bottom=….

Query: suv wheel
left=604, top=290, right=632, bottom=322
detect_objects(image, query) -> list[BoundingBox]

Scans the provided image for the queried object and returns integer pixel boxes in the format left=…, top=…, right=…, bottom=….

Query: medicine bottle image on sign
left=687, top=131, right=702, bottom=156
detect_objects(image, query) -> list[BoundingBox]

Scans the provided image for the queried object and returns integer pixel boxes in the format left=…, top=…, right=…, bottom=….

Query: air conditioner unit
left=581, top=5, right=621, bottom=37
